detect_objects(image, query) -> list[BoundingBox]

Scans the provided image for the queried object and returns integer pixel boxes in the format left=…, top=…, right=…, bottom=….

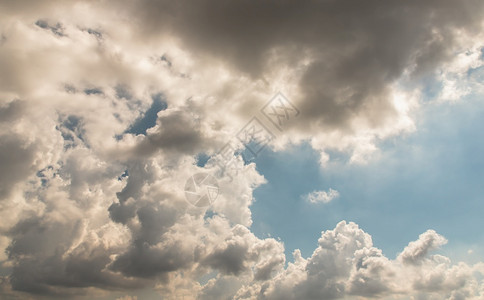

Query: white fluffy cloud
left=0, top=0, right=484, bottom=299
left=235, top=222, right=484, bottom=300
left=306, top=188, right=340, bottom=204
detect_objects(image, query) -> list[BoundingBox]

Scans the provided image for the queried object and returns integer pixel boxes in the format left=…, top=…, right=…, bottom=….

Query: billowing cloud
left=236, top=222, right=484, bottom=300
left=0, top=0, right=483, bottom=299
left=398, top=229, right=448, bottom=265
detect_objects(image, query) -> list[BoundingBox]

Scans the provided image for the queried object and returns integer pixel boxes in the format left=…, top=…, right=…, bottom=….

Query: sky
left=1, top=1, right=484, bottom=299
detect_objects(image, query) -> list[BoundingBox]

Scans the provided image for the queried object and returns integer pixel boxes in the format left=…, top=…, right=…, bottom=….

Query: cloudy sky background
left=1, top=0, right=484, bottom=299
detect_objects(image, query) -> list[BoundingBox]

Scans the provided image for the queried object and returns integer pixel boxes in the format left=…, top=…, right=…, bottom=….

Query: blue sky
left=251, top=92, right=484, bottom=263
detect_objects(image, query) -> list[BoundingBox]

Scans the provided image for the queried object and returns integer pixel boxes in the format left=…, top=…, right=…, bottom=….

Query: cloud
left=0, top=0, right=483, bottom=299
left=306, top=188, right=340, bottom=204
left=398, top=230, right=448, bottom=265
left=110, top=0, right=484, bottom=160
left=0, top=134, right=36, bottom=199
left=240, top=221, right=484, bottom=300
left=116, top=296, right=137, bottom=300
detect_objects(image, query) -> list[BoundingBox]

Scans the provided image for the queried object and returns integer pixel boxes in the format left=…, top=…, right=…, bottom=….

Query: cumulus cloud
left=111, top=0, right=484, bottom=161
left=398, top=230, right=448, bottom=265
left=306, top=188, right=340, bottom=204
left=236, top=222, right=484, bottom=300
left=0, top=0, right=484, bottom=299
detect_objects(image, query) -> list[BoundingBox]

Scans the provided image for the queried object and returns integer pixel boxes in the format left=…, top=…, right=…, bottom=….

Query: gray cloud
left=110, top=240, right=191, bottom=279
left=202, top=242, right=249, bottom=276
left=132, top=108, right=207, bottom=158
left=0, top=100, right=25, bottom=124
left=121, top=0, right=484, bottom=131
left=0, top=134, right=36, bottom=199
left=6, top=216, right=147, bottom=296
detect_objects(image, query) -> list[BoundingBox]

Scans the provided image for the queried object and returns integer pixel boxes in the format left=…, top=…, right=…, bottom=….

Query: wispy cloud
left=305, top=188, right=340, bottom=204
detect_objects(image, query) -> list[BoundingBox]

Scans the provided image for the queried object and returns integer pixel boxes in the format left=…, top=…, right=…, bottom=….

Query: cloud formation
left=306, top=188, right=340, bottom=204
left=0, top=0, right=483, bottom=299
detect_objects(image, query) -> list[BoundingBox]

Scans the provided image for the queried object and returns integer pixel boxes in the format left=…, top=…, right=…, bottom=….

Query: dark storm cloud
left=124, top=0, right=484, bottom=130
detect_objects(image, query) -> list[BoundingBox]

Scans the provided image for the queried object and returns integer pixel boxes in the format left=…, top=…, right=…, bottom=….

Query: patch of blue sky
left=195, top=152, right=211, bottom=167
left=125, top=94, right=168, bottom=136
left=251, top=93, right=484, bottom=263
left=419, top=76, right=444, bottom=102
left=468, top=64, right=484, bottom=83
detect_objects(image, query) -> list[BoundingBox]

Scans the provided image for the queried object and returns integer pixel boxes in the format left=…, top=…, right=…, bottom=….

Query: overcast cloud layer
left=1, top=0, right=484, bottom=299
